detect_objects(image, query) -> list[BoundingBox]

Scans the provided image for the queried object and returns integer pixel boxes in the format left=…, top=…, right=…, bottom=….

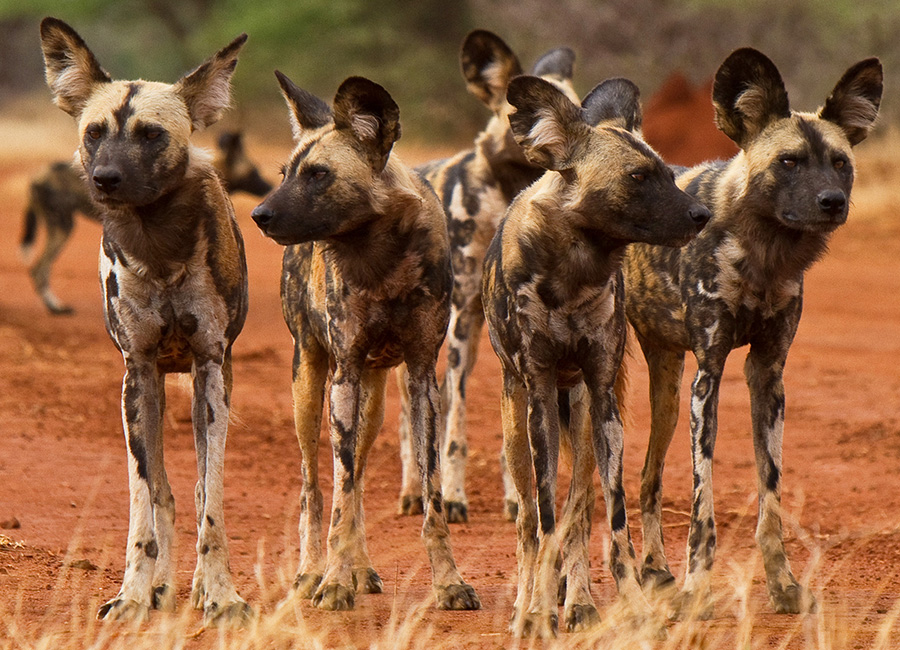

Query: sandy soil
left=1, top=85, right=899, bottom=649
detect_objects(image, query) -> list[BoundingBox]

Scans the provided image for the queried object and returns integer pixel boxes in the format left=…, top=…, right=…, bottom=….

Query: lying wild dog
left=623, top=48, right=882, bottom=617
left=397, top=29, right=579, bottom=523
left=40, top=17, right=252, bottom=625
left=21, top=130, right=271, bottom=315
left=250, top=72, right=480, bottom=612
left=482, top=75, right=710, bottom=636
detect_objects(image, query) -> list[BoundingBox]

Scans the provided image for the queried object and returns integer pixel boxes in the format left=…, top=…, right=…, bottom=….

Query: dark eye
left=311, top=168, right=328, bottom=181
left=145, top=130, right=162, bottom=141
left=630, top=172, right=646, bottom=183
left=834, top=158, right=846, bottom=170
left=782, top=158, right=797, bottom=169
left=87, top=129, right=101, bottom=140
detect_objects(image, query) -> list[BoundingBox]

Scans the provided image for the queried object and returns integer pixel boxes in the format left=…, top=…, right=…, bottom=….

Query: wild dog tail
left=20, top=201, right=38, bottom=262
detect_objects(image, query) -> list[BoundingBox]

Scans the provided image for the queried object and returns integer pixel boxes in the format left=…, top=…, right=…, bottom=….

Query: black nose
left=251, top=204, right=275, bottom=229
left=817, top=190, right=846, bottom=216
left=92, top=167, right=121, bottom=193
left=689, top=204, right=712, bottom=228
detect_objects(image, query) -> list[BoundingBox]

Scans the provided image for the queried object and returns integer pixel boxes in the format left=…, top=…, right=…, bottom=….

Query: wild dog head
left=507, top=75, right=711, bottom=247
left=461, top=30, right=578, bottom=177
left=713, top=47, right=882, bottom=232
left=215, top=131, right=272, bottom=196
left=40, top=17, right=246, bottom=208
left=251, top=73, right=409, bottom=245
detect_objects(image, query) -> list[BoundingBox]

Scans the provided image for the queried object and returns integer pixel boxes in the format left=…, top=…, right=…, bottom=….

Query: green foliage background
left=1, top=0, right=896, bottom=145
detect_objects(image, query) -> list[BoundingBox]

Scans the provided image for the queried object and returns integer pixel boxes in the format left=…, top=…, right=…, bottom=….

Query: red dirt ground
left=1, top=84, right=900, bottom=648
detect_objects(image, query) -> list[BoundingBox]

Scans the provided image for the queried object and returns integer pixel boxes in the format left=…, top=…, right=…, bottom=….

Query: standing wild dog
left=21, top=130, right=271, bottom=315
left=398, top=30, right=579, bottom=523
left=482, top=75, right=710, bottom=636
left=624, top=48, right=882, bottom=617
left=40, top=17, right=252, bottom=624
left=250, top=72, right=480, bottom=612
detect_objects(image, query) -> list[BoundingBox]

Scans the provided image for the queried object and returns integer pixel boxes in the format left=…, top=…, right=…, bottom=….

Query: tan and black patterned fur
left=40, top=17, right=252, bottom=625
left=623, top=48, right=882, bottom=617
left=397, top=30, right=579, bottom=523
left=21, top=130, right=270, bottom=315
left=250, top=73, right=480, bottom=612
left=482, top=75, right=710, bottom=636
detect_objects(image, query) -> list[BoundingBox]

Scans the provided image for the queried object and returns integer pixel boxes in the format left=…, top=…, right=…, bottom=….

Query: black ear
left=175, top=33, right=247, bottom=131
left=712, top=47, right=790, bottom=148
left=581, top=77, right=642, bottom=131
left=332, top=76, right=401, bottom=173
left=530, top=47, right=575, bottom=82
left=506, top=75, right=590, bottom=172
left=39, top=17, right=111, bottom=118
left=460, top=29, right=523, bottom=111
left=274, top=70, right=333, bottom=139
left=819, top=57, right=882, bottom=146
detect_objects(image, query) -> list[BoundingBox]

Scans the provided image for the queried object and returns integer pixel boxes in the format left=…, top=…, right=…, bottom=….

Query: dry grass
left=2, top=524, right=900, bottom=650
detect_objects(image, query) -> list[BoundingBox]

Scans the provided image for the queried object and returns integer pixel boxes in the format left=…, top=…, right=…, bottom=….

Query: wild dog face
left=41, top=17, right=246, bottom=208
left=506, top=75, right=710, bottom=249
left=251, top=74, right=409, bottom=246
left=215, top=131, right=272, bottom=196
left=712, top=48, right=882, bottom=233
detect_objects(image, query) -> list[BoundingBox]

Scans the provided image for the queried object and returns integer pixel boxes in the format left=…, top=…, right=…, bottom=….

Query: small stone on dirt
left=0, top=517, right=20, bottom=529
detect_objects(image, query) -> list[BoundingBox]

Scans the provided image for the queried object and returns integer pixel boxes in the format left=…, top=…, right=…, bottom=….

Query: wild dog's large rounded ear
left=712, top=47, right=790, bottom=148
left=333, top=76, right=401, bottom=174
left=531, top=47, right=575, bottom=83
left=274, top=70, right=333, bottom=139
left=460, top=30, right=523, bottom=112
left=39, top=17, right=111, bottom=118
left=819, top=57, right=882, bottom=146
left=175, top=33, right=247, bottom=131
left=581, top=77, right=642, bottom=132
left=506, top=75, right=590, bottom=172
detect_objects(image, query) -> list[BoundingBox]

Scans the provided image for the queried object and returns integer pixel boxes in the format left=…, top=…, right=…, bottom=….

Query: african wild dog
left=250, top=72, right=480, bottom=612
left=623, top=48, right=882, bottom=617
left=482, top=74, right=710, bottom=636
left=397, top=30, right=579, bottom=523
left=20, top=130, right=271, bottom=315
left=40, top=17, right=252, bottom=625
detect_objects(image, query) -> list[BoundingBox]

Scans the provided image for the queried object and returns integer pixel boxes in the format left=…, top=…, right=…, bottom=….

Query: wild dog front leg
left=500, top=370, right=538, bottom=634
left=639, top=343, right=686, bottom=591
left=586, top=379, right=645, bottom=610
left=314, top=364, right=362, bottom=610
left=289, top=341, right=328, bottom=599
left=406, top=361, right=480, bottom=611
left=190, top=353, right=251, bottom=626
left=677, top=352, right=727, bottom=619
left=557, top=384, right=600, bottom=632
left=149, top=378, right=176, bottom=612
left=520, top=372, right=561, bottom=638
left=745, top=339, right=809, bottom=614
left=395, top=364, right=423, bottom=515
left=99, top=359, right=171, bottom=622
left=348, top=367, right=389, bottom=595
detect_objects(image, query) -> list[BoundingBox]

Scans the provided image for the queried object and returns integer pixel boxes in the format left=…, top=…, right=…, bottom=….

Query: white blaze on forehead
left=128, top=82, right=192, bottom=134
left=77, top=80, right=192, bottom=137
